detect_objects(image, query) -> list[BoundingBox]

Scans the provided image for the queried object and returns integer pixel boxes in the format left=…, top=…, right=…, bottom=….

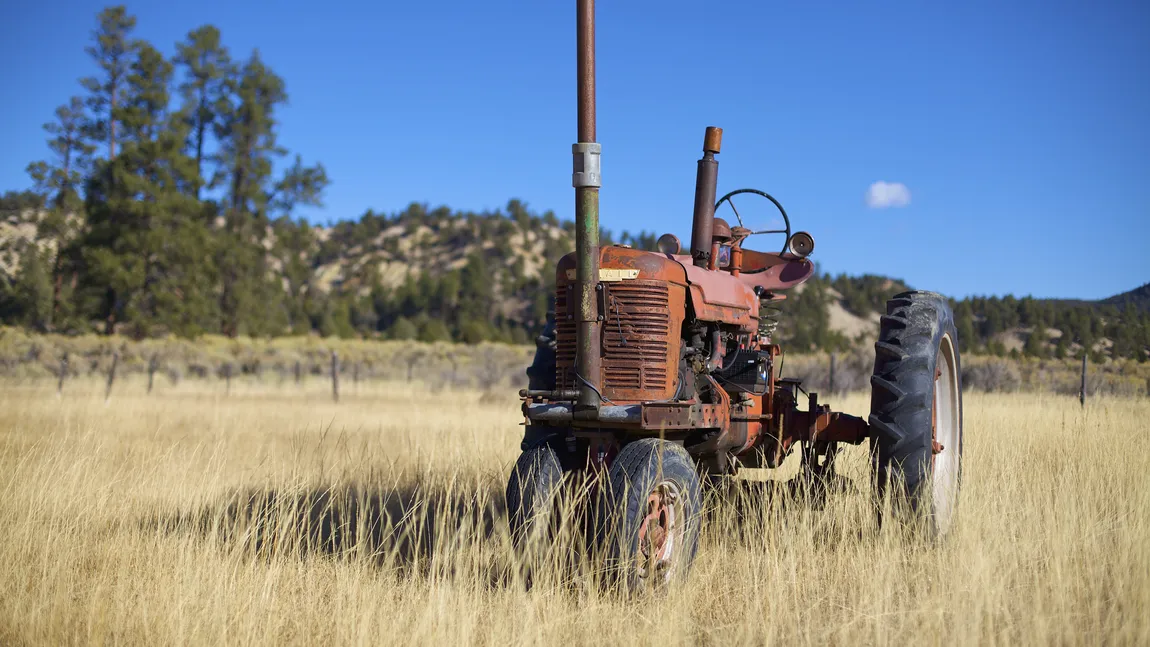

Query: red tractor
left=509, top=0, right=963, bottom=589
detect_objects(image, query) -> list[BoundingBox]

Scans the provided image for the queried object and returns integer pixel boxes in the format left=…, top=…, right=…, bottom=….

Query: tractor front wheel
left=506, top=443, right=564, bottom=550
left=869, top=290, right=964, bottom=536
left=601, top=438, right=702, bottom=590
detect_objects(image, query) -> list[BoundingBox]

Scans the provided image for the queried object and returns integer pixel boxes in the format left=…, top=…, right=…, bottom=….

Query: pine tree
left=211, top=50, right=325, bottom=336
left=1023, top=327, right=1047, bottom=358
left=212, top=51, right=284, bottom=335
left=25, top=96, right=95, bottom=326
left=82, top=43, right=218, bottom=337
left=8, top=245, right=54, bottom=331
left=81, top=6, right=137, bottom=160
left=388, top=316, right=418, bottom=340
left=173, top=25, right=232, bottom=198
left=27, top=97, right=93, bottom=212
left=269, top=155, right=328, bottom=217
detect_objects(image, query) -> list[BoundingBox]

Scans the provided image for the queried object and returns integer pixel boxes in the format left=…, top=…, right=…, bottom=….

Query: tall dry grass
left=1, top=376, right=1147, bottom=645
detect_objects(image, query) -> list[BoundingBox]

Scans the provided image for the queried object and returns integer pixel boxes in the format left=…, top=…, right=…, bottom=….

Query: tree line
left=775, top=271, right=1149, bottom=361
left=2, top=6, right=327, bottom=338
left=1, top=6, right=1146, bottom=360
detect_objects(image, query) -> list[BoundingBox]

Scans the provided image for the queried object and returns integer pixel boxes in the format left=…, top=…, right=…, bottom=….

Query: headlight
left=656, top=233, right=682, bottom=255
left=787, top=231, right=815, bottom=257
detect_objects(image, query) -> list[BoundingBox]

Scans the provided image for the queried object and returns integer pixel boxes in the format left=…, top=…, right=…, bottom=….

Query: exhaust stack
left=690, top=126, right=723, bottom=267
left=572, top=0, right=601, bottom=416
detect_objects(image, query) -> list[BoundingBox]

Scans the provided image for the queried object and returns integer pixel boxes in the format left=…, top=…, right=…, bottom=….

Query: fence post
left=57, top=352, right=68, bottom=397
left=105, top=352, right=119, bottom=403
left=1079, top=354, right=1087, bottom=407
left=294, top=360, right=302, bottom=385
left=331, top=351, right=340, bottom=403
left=147, top=354, right=158, bottom=394
left=406, top=352, right=420, bottom=382
left=829, top=352, right=836, bottom=394
left=223, top=363, right=232, bottom=396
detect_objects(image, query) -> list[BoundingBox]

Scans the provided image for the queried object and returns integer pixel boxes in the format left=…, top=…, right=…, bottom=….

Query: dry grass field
left=1, top=377, right=1148, bottom=645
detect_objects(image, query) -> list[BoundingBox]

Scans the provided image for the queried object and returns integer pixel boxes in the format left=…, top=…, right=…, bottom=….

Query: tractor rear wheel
left=601, top=439, right=702, bottom=591
left=869, top=291, right=963, bottom=536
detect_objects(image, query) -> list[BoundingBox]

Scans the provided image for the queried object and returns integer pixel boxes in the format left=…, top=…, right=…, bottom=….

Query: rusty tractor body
left=507, top=0, right=963, bottom=588
left=529, top=207, right=869, bottom=474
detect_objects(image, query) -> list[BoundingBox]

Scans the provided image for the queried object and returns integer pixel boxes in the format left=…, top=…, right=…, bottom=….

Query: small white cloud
left=866, top=181, right=911, bottom=209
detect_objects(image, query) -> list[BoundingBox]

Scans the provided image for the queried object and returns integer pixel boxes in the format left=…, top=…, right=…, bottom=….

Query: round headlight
left=788, top=231, right=815, bottom=257
left=656, top=233, right=682, bottom=255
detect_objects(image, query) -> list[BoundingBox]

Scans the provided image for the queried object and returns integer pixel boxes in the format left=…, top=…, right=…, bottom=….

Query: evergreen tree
left=82, top=43, right=217, bottom=337
left=1023, top=327, right=1046, bottom=358
left=25, top=96, right=95, bottom=326
left=418, top=317, right=452, bottom=343
left=27, top=97, right=93, bottom=211
left=173, top=25, right=232, bottom=198
left=81, top=6, right=137, bottom=160
left=10, top=245, right=54, bottom=331
left=388, top=316, right=418, bottom=340
left=213, top=51, right=287, bottom=336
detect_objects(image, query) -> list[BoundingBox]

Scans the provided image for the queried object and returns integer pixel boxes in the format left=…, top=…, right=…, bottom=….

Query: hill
left=3, top=189, right=1147, bottom=359
left=1101, top=283, right=1150, bottom=312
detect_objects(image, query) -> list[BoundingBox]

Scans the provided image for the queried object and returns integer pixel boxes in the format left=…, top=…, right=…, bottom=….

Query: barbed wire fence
left=11, top=340, right=535, bottom=402
left=2, top=333, right=1146, bottom=401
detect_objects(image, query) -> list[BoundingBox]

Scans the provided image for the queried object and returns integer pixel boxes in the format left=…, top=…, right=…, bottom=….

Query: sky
left=1, top=1, right=1148, bottom=300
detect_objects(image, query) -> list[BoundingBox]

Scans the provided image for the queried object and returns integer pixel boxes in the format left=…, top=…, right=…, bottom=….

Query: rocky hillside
left=1, top=191, right=1147, bottom=358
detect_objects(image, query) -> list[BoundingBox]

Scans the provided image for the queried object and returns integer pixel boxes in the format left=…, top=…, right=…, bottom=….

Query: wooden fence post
left=223, top=363, right=232, bottom=396
left=406, top=352, right=421, bottom=382
left=829, top=352, right=836, bottom=394
left=147, top=354, right=158, bottom=394
left=331, top=351, right=340, bottom=403
left=1079, top=354, right=1087, bottom=408
left=294, top=360, right=302, bottom=385
left=105, top=352, right=119, bottom=403
left=57, top=353, right=68, bottom=397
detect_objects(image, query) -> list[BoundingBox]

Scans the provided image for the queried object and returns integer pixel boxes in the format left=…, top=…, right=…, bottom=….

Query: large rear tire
left=869, top=291, right=963, bottom=535
left=601, top=439, right=702, bottom=591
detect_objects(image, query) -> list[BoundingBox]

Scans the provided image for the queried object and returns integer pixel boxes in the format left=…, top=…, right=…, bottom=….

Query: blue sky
left=2, top=1, right=1147, bottom=300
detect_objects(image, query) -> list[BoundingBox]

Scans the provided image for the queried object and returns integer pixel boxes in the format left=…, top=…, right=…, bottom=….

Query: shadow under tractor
left=508, top=0, right=963, bottom=590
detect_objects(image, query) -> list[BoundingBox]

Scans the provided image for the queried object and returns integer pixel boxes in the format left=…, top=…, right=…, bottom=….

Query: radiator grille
left=556, top=280, right=672, bottom=399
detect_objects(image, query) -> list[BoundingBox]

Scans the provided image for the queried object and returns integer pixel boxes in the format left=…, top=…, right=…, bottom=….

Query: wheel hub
left=932, top=365, right=944, bottom=464
left=637, top=482, right=679, bottom=579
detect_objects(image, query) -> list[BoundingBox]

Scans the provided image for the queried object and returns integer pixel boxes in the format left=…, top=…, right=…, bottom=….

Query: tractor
left=508, top=0, right=963, bottom=589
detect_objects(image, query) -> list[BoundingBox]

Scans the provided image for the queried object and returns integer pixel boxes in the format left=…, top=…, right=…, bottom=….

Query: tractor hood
left=554, top=246, right=813, bottom=333
left=556, top=246, right=688, bottom=285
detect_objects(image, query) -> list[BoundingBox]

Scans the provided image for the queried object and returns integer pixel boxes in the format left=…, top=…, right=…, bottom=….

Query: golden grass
left=1, top=377, right=1147, bottom=645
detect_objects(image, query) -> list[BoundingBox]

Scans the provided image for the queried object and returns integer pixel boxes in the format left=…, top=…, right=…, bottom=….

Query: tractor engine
left=522, top=125, right=847, bottom=474
left=552, top=246, right=774, bottom=408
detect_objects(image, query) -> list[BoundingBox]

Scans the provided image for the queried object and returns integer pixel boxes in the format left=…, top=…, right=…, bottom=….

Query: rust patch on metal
left=556, top=248, right=687, bottom=403
left=782, top=405, right=870, bottom=445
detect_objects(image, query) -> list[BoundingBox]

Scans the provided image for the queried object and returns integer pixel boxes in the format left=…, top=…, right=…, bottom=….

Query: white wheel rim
left=636, top=480, right=680, bottom=583
left=932, top=333, right=961, bottom=533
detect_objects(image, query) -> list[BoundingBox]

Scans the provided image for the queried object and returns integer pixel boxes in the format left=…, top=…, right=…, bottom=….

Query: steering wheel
left=714, top=188, right=792, bottom=255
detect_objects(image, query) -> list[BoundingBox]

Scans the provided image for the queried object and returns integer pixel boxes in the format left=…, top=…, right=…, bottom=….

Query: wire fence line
left=2, top=330, right=1146, bottom=400
left=0, top=333, right=535, bottom=400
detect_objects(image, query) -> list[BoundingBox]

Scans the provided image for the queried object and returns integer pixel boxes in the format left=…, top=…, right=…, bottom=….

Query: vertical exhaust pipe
left=690, top=127, right=722, bottom=267
left=572, top=0, right=602, bottom=416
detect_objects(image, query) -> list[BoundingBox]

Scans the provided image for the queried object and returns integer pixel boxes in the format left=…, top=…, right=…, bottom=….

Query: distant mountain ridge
left=1, top=190, right=1147, bottom=358
left=1101, top=283, right=1150, bottom=312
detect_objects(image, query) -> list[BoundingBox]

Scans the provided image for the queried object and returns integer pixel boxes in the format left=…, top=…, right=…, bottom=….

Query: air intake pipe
left=689, top=127, right=722, bottom=268
left=572, top=0, right=601, bottom=418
